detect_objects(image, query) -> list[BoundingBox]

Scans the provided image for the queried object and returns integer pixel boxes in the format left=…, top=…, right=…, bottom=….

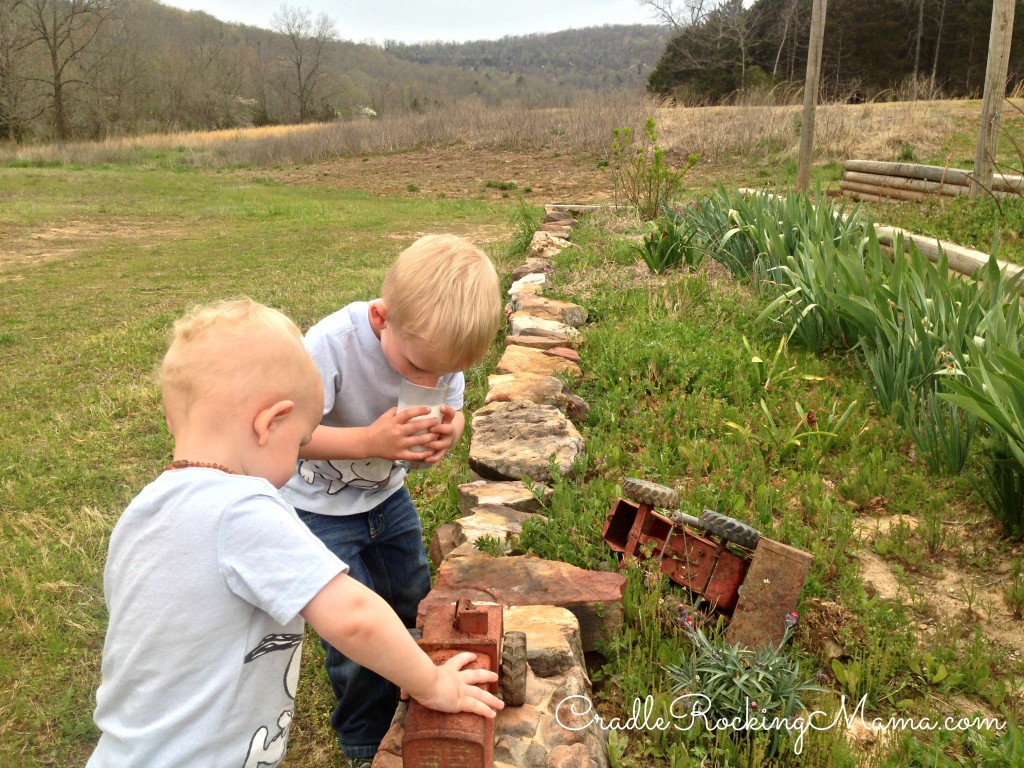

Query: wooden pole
left=971, top=0, right=1016, bottom=197
left=797, top=0, right=827, bottom=191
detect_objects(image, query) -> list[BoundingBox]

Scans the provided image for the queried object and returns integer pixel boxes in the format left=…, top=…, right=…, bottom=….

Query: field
left=2, top=97, right=1024, bottom=767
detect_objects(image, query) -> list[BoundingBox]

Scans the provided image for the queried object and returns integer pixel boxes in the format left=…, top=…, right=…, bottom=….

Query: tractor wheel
left=500, top=631, right=527, bottom=706
left=698, top=510, right=761, bottom=550
left=621, top=478, right=680, bottom=510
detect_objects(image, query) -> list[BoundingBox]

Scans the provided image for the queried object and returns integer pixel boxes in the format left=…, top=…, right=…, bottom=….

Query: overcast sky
left=158, top=0, right=659, bottom=44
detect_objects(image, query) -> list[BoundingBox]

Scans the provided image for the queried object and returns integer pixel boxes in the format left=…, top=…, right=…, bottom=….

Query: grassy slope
left=0, top=166, right=508, bottom=766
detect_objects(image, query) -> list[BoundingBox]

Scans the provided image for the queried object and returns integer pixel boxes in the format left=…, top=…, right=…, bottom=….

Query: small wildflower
left=785, top=611, right=799, bottom=628
left=750, top=700, right=759, bottom=710
left=805, top=411, right=817, bottom=428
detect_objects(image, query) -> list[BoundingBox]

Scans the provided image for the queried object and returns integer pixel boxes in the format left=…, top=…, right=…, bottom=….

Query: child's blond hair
left=381, top=234, right=502, bottom=371
left=161, top=298, right=320, bottom=417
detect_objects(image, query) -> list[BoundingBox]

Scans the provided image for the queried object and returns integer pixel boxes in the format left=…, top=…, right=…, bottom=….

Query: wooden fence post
left=797, top=0, right=827, bottom=192
left=971, top=0, right=1016, bottom=198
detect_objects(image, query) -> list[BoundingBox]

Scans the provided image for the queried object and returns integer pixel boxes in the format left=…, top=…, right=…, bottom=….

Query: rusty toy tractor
left=402, top=598, right=526, bottom=768
left=602, top=478, right=812, bottom=649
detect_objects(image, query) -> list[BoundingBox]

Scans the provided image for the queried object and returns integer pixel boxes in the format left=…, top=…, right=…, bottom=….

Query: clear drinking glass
left=396, top=379, right=449, bottom=470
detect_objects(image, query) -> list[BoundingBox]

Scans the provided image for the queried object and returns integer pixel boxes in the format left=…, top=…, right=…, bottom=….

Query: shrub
left=609, top=117, right=697, bottom=220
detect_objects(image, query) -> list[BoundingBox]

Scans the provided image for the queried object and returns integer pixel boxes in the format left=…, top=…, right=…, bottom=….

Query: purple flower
left=785, top=611, right=798, bottom=629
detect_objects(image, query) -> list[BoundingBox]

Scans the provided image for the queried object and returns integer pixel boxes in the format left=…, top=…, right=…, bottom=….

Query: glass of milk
left=396, top=379, right=449, bottom=470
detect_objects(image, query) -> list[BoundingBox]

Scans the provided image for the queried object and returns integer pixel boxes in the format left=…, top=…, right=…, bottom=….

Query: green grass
left=0, top=166, right=509, bottom=766
left=3, top=151, right=1024, bottom=767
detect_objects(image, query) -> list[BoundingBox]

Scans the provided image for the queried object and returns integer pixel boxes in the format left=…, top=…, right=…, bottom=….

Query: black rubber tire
left=500, top=631, right=528, bottom=706
left=698, top=510, right=761, bottom=550
left=621, top=478, right=680, bottom=509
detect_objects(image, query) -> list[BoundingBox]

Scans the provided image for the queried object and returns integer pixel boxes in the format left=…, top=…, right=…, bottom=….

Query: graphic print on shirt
left=241, top=633, right=303, bottom=768
left=297, top=458, right=397, bottom=494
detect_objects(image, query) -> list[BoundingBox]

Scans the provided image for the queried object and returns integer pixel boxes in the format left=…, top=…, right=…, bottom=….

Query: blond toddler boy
left=88, top=298, right=501, bottom=768
left=279, top=235, right=503, bottom=763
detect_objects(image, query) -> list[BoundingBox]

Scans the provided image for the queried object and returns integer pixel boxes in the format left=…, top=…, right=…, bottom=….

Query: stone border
left=372, top=207, right=624, bottom=768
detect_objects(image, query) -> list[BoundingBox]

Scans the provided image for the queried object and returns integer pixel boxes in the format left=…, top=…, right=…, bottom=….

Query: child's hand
left=404, top=651, right=504, bottom=718
left=365, top=407, right=440, bottom=461
left=418, top=405, right=459, bottom=464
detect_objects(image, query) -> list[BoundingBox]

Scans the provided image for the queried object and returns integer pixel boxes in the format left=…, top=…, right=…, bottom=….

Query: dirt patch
left=269, top=146, right=617, bottom=204
left=853, top=516, right=1024, bottom=663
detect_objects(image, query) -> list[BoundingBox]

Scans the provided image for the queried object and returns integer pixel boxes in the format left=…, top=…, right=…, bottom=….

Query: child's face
left=379, top=324, right=455, bottom=386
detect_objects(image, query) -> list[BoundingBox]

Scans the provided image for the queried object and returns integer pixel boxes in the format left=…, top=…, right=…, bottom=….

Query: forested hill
left=0, top=0, right=669, bottom=144
left=386, top=25, right=671, bottom=92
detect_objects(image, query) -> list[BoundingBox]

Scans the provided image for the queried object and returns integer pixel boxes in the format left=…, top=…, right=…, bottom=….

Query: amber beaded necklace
left=165, top=459, right=238, bottom=475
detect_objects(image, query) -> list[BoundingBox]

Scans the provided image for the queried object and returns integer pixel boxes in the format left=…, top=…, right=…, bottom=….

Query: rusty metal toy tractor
left=402, top=598, right=526, bottom=768
left=602, top=478, right=812, bottom=649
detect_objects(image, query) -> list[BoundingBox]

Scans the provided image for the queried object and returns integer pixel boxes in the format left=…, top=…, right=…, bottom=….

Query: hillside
left=0, top=1, right=668, bottom=144
left=386, top=25, right=671, bottom=92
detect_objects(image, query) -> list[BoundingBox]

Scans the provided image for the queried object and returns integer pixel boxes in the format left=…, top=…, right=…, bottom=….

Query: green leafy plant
left=667, top=607, right=824, bottom=725
left=609, top=118, right=697, bottom=220
left=634, top=217, right=704, bottom=274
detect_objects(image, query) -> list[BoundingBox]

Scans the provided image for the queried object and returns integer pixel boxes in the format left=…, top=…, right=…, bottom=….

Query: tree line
left=0, top=0, right=666, bottom=144
left=646, top=0, right=1024, bottom=103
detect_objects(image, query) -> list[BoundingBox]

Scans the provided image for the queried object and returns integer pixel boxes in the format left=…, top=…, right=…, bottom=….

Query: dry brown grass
left=0, top=95, right=1000, bottom=171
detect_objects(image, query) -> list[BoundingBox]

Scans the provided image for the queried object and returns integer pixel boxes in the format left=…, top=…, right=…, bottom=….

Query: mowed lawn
left=0, top=165, right=511, bottom=766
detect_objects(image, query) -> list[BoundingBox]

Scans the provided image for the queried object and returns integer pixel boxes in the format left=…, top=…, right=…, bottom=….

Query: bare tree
left=15, top=0, right=116, bottom=141
left=271, top=3, right=335, bottom=123
left=0, top=0, right=35, bottom=140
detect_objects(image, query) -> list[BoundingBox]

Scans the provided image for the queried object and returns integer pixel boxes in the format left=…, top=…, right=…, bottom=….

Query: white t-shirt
left=279, top=301, right=464, bottom=516
left=89, top=468, right=347, bottom=768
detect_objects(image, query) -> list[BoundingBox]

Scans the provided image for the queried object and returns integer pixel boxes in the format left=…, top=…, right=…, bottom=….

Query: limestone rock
left=504, top=333, right=576, bottom=351
left=505, top=605, right=586, bottom=678
left=469, top=400, right=584, bottom=482
left=511, top=258, right=555, bottom=282
left=453, top=504, right=541, bottom=552
left=543, top=211, right=579, bottom=227
left=508, top=315, right=581, bottom=344
left=507, top=294, right=588, bottom=327
left=428, top=523, right=456, bottom=566
left=543, top=347, right=581, bottom=363
left=530, top=231, right=574, bottom=260
left=497, top=345, right=581, bottom=378
left=510, top=273, right=548, bottom=296
left=539, top=222, right=573, bottom=239
left=546, top=744, right=592, bottom=768
left=486, top=372, right=566, bottom=407
left=458, top=479, right=552, bottom=515
left=420, top=554, right=626, bottom=652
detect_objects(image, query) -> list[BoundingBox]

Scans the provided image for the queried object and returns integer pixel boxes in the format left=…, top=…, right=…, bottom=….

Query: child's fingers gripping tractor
left=602, top=478, right=812, bottom=649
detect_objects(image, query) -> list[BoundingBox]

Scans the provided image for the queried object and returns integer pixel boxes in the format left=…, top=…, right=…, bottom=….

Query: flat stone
left=428, top=523, right=456, bottom=566
left=486, top=372, right=566, bottom=407
left=546, top=744, right=591, bottom=768
left=507, top=294, right=588, bottom=327
left=509, top=273, right=548, bottom=296
left=420, top=554, right=626, bottom=652
left=469, top=400, right=585, bottom=482
left=543, top=347, right=581, bottom=363
left=543, top=211, right=579, bottom=227
left=539, top=222, right=573, bottom=239
left=453, top=504, right=541, bottom=552
left=510, top=258, right=555, bottom=282
left=505, top=605, right=585, bottom=678
left=508, top=315, right=581, bottom=343
left=504, top=333, right=575, bottom=351
left=497, top=345, right=581, bottom=378
left=530, top=231, right=574, bottom=260
left=458, top=479, right=552, bottom=515
left=496, top=700, right=543, bottom=738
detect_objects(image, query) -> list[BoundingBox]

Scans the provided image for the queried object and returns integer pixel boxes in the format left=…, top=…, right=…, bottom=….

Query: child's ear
left=254, top=400, right=295, bottom=446
left=368, top=300, right=388, bottom=328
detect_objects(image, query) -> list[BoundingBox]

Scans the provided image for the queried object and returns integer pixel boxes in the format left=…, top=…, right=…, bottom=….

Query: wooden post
left=797, top=0, right=827, bottom=191
left=971, top=0, right=1016, bottom=198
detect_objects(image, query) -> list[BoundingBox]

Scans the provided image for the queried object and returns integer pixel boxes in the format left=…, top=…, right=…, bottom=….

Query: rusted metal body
left=402, top=599, right=502, bottom=768
left=602, top=495, right=812, bottom=649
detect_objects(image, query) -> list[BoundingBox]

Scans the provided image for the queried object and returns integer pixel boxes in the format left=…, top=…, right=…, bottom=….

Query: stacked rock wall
left=372, top=207, right=625, bottom=768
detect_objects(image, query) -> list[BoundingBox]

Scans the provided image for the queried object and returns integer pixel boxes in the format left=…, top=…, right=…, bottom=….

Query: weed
left=484, top=179, right=517, bottom=191
left=473, top=535, right=506, bottom=557
left=406, top=183, right=419, bottom=192
left=1007, top=558, right=1024, bottom=620
left=609, top=117, right=698, bottom=220
left=634, top=216, right=704, bottom=274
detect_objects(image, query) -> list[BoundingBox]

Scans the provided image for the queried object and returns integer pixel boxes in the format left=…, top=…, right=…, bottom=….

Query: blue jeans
left=297, top=487, right=431, bottom=760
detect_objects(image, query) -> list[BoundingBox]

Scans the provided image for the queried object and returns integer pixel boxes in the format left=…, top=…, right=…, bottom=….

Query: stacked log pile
left=840, top=160, right=1024, bottom=202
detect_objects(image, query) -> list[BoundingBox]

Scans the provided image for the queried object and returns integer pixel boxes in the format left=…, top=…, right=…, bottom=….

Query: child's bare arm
left=301, top=573, right=504, bottom=717
left=298, top=408, right=440, bottom=461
